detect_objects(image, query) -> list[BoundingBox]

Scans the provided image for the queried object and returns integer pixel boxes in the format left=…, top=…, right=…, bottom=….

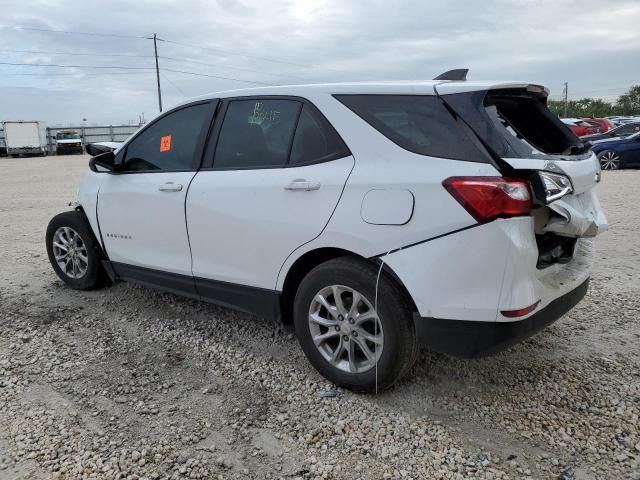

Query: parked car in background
left=582, top=121, right=640, bottom=142
left=582, top=117, right=614, bottom=133
left=607, top=116, right=640, bottom=126
left=561, top=118, right=600, bottom=137
left=45, top=76, right=607, bottom=391
left=591, top=132, right=640, bottom=170
left=55, top=130, right=84, bottom=155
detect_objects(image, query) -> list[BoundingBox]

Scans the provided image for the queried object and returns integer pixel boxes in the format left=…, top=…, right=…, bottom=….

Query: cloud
left=1, top=0, right=638, bottom=124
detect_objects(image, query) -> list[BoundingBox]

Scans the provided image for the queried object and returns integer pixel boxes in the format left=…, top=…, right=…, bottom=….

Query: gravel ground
left=1, top=154, right=639, bottom=480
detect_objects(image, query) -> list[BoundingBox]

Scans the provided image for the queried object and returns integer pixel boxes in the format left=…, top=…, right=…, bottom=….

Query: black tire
left=46, top=211, right=108, bottom=290
left=293, top=257, right=417, bottom=393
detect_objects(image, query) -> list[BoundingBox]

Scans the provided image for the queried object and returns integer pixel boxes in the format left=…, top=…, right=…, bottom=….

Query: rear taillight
left=443, top=176, right=532, bottom=223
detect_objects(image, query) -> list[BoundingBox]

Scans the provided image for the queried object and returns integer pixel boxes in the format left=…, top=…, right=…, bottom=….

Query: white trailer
left=2, top=121, right=48, bottom=157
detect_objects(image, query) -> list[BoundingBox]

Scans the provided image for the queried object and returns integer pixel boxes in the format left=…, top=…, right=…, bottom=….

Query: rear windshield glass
left=335, top=95, right=486, bottom=162
left=442, top=89, right=589, bottom=159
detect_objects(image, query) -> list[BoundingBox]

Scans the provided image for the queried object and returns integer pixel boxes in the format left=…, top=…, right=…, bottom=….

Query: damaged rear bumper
left=543, top=187, right=608, bottom=238
left=414, top=278, right=589, bottom=358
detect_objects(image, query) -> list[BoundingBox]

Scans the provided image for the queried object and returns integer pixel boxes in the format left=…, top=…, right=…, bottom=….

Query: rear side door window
left=213, top=99, right=301, bottom=168
left=121, top=102, right=211, bottom=172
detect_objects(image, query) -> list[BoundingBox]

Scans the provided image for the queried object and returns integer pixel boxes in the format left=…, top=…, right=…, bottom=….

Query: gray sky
left=1, top=0, right=638, bottom=125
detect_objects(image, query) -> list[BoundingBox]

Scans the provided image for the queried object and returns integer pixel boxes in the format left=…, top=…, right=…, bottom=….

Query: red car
left=561, top=119, right=600, bottom=137
left=582, top=117, right=614, bottom=133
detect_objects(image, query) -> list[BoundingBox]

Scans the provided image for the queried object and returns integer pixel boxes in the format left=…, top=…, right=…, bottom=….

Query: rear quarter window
left=334, top=95, right=486, bottom=162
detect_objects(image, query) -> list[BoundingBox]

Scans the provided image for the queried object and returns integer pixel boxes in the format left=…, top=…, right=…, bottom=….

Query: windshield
left=440, top=89, right=591, bottom=160
left=56, top=132, right=80, bottom=140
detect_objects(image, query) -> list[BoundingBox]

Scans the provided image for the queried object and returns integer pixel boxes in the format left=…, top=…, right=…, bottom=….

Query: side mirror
left=89, top=151, right=117, bottom=173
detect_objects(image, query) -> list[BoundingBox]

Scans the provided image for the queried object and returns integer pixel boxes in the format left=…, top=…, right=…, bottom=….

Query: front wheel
left=46, top=211, right=108, bottom=290
left=598, top=150, right=620, bottom=170
left=293, top=257, right=417, bottom=393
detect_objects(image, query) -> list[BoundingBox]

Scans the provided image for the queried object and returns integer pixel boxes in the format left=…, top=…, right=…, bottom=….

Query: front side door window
left=122, top=102, right=211, bottom=171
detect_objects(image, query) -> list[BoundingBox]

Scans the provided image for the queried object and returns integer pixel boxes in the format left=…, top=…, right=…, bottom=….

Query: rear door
left=97, top=100, right=216, bottom=293
left=436, top=84, right=607, bottom=237
left=187, top=97, right=354, bottom=297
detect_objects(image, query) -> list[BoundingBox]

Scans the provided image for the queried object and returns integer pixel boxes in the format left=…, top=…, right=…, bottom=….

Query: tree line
left=547, top=85, right=640, bottom=118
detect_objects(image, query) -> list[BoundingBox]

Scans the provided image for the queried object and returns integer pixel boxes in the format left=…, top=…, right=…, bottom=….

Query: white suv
left=46, top=73, right=608, bottom=392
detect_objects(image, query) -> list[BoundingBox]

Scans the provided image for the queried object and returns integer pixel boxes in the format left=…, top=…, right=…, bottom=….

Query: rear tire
left=46, top=211, right=108, bottom=290
left=293, top=257, right=417, bottom=393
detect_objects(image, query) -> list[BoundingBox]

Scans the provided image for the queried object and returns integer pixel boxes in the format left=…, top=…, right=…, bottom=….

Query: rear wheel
left=293, top=257, right=417, bottom=393
left=46, top=211, right=108, bottom=290
left=598, top=150, right=620, bottom=170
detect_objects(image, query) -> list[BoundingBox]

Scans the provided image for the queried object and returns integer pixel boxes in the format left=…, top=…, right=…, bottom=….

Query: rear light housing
left=443, top=176, right=532, bottom=223
left=501, top=300, right=540, bottom=318
left=538, top=171, right=573, bottom=202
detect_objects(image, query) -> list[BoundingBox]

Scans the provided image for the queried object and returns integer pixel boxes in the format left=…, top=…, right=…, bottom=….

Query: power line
left=0, top=48, right=152, bottom=59
left=12, top=26, right=373, bottom=80
left=0, top=61, right=274, bottom=85
left=14, top=26, right=145, bottom=39
left=162, top=38, right=375, bottom=80
left=161, top=72, right=188, bottom=98
left=160, top=55, right=310, bottom=82
left=2, top=71, right=151, bottom=76
left=162, top=39, right=311, bottom=69
left=0, top=48, right=309, bottom=81
left=0, top=61, right=154, bottom=70
left=162, top=68, right=273, bottom=86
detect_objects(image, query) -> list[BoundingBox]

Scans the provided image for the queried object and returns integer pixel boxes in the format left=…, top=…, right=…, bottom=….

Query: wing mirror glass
left=89, top=151, right=117, bottom=173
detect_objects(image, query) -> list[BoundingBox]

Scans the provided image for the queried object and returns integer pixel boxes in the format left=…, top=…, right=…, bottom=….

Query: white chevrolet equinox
left=47, top=71, right=608, bottom=392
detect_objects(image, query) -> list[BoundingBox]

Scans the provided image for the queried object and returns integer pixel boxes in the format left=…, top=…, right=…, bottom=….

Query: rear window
left=335, top=95, right=485, bottom=162
left=443, top=89, right=589, bottom=159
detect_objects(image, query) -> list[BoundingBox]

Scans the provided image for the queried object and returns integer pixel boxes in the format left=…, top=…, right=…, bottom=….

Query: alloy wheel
left=599, top=151, right=620, bottom=170
left=308, top=285, right=383, bottom=373
left=52, top=227, right=89, bottom=279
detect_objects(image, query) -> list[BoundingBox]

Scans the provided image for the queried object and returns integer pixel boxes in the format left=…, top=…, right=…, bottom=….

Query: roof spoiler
left=433, top=69, right=469, bottom=81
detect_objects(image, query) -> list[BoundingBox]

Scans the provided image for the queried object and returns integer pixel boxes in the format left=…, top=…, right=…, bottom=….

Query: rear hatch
left=435, top=82, right=608, bottom=268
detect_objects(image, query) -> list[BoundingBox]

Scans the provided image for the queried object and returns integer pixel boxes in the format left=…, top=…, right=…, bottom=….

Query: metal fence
left=0, top=124, right=140, bottom=154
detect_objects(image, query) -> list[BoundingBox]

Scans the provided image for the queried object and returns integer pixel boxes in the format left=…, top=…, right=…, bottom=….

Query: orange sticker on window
left=160, top=135, right=172, bottom=152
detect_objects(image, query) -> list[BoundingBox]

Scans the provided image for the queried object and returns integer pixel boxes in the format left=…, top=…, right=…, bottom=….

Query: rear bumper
left=414, top=278, right=589, bottom=358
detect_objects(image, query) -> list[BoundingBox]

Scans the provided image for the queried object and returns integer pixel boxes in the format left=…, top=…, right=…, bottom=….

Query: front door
left=187, top=98, right=354, bottom=300
left=97, top=100, right=215, bottom=294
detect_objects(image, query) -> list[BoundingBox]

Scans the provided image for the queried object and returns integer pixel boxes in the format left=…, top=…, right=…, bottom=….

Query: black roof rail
left=433, top=69, right=469, bottom=81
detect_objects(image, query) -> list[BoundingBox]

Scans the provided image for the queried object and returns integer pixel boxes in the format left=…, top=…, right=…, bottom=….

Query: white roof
left=182, top=79, right=543, bottom=104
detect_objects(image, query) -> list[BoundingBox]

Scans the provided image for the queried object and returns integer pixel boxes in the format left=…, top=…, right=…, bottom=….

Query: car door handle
left=158, top=182, right=183, bottom=192
left=284, top=179, right=321, bottom=191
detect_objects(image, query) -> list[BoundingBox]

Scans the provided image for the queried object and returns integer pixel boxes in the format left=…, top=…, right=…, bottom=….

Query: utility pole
left=563, top=82, right=568, bottom=117
left=147, top=33, right=163, bottom=113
